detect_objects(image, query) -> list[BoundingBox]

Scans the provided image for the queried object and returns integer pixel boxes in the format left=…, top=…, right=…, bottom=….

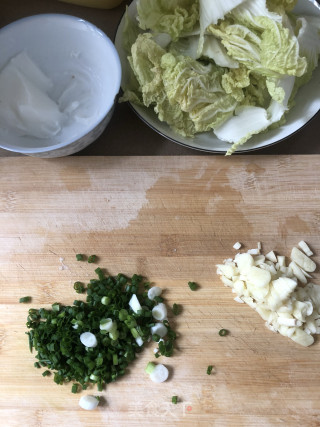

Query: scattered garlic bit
left=298, top=241, right=313, bottom=257
left=216, top=242, right=319, bottom=347
left=233, top=242, right=242, bottom=250
left=291, top=247, right=316, bottom=273
left=257, top=242, right=262, bottom=251
left=247, top=248, right=260, bottom=255
left=266, top=251, right=277, bottom=263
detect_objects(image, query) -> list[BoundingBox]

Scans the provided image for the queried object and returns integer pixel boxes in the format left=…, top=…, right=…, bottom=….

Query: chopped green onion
left=95, top=267, right=104, bottom=280
left=130, top=328, right=139, bottom=339
left=188, top=281, right=198, bottom=291
left=172, top=396, right=178, bottom=404
left=99, top=318, right=113, bottom=332
left=172, top=303, right=181, bottom=315
left=119, top=309, right=128, bottom=321
left=73, top=281, right=85, bottom=294
left=19, top=296, right=31, bottom=303
left=101, top=296, right=111, bottom=305
left=207, top=365, right=214, bottom=375
left=25, top=267, right=177, bottom=393
left=88, top=255, right=97, bottom=263
left=76, top=254, right=84, bottom=261
left=42, top=370, right=51, bottom=377
left=109, top=329, right=119, bottom=341
left=113, top=354, right=118, bottom=365
left=219, top=329, right=228, bottom=336
left=51, top=303, right=60, bottom=312
left=149, top=363, right=169, bottom=383
left=152, top=334, right=161, bottom=342
left=145, top=362, right=156, bottom=375
left=71, top=383, right=78, bottom=393
left=79, top=395, right=99, bottom=410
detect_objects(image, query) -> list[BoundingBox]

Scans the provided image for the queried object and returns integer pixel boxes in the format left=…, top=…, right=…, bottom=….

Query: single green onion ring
left=207, top=365, right=214, bottom=375
left=88, top=255, right=97, bottom=263
left=172, top=303, right=181, bottom=315
left=188, top=281, right=198, bottom=291
left=19, top=296, right=31, bottom=303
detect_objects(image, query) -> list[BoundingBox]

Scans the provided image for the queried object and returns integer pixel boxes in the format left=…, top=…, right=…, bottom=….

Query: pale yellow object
left=59, top=0, right=123, bottom=9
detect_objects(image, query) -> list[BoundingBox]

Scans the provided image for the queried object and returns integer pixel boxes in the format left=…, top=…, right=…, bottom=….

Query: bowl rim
left=0, top=13, right=122, bottom=154
left=115, top=0, right=320, bottom=154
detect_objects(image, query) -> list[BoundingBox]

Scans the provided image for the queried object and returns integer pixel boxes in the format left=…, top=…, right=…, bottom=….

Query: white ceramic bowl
left=115, top=0, right=320, bottom=153
left=0, top=14, right=121, bottom=157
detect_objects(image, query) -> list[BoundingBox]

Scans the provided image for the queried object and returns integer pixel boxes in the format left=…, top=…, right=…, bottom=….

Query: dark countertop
left=1, top=0, right=319, bottom=156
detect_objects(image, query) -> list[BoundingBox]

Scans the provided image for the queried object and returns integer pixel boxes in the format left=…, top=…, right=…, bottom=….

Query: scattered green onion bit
left=88, top=255, right=97, bottom=263
left=71, top=383, right=79, bottom=393
left=188, top=281, right=198, bottom=291
left=25, top=265, right=177, bottom=393
left=19, top=296, right=31, bottom=303
left=76, top=254, right=84, bottom=261
left=219, top=329, right=229, bottom=337
left=172, top=303, right=181, bottom=316
left=207, top=365, right=214, bottom=375
left=172, top=396, right=178, bottom=404
left=145, top=362, right=156, bottom=375
left=152, top=334, right=161, bottom=342
left=73, top=282, right=85, bottom=294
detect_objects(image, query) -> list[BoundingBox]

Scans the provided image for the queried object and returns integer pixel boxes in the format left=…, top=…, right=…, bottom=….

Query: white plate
left=115, top=0, right=320, bottom=153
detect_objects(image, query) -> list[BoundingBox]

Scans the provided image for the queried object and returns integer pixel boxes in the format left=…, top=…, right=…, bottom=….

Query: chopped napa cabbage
left=170, top=34, right=239, bottom=68
left=231, top=0, right=282, bottom=29
left=198, top=0, right=246, bottom=56
left=267, top=75, right=295, bottom=123
left=169, top=35, right=199, bottom=59
left=221, top=66, right=251, bottom=102
left=127, top=34, right=166, bottom=108
left=202, top=36, right=239, bottom=68
left=208, top=16, right=307, bottom=78
left=214, top=105, right=270, bottom=151
left=137, top=0, right=199, bottom=41
left=122, top=7, right=142, bottom=54
left=152, top=33, right=172, bottom=49
left=289, top=15, right=320, bottom=101
left=216, top=74, right=295, bottom=155
left=267, top=0, right=298, bottom=14
left=123, top=34, right=237, bottom=136
left=160, top=52, right=237, bottom=132
left=121, top=0, right=320, bottom=154
left=296, top=16, right=320, bottom=81
left=242, top=72, right=271, bottom=108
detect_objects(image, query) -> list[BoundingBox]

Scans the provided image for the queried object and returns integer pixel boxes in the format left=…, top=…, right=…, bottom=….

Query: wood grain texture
left=0, top=156, right=320, bottom=427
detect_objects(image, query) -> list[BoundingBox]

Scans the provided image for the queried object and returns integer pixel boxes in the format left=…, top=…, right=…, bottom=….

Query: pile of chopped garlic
left=216, top=241, right=319, bottom=347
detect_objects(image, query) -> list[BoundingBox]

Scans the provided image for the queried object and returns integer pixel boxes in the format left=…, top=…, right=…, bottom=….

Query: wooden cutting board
left=0, top=155, right=319, bottom=427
